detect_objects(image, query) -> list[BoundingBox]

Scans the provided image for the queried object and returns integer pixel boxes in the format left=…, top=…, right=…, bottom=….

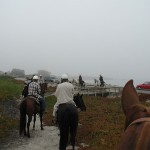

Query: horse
left=19, top=82, right=47, bottom=138
left=118, top=80, right=150, bottom=150
left=57, top=93, right=86, bottom=150
left=79, top=80, right=85, bottom=88
left=71, top=79, right=78, bottom=86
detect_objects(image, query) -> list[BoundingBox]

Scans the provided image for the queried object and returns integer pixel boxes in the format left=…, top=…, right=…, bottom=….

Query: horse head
left=73, top=93, right=86, bottom=111
left=118, top=79, right=150, bottom=150
left=121, top=80, right=150, bottom=129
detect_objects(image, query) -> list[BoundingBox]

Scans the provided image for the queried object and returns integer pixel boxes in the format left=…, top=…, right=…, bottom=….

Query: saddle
left=28, top=96, right=40, bottom=105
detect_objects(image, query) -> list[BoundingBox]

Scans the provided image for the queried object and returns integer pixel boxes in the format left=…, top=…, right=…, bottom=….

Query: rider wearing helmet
left=28, top=75, right=41, bottom=99
left=27, top=75, right=45, bottom=113
left=52, top=74, right=76, bottom=123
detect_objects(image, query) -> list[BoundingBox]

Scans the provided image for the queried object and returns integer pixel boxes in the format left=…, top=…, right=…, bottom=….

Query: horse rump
left=57, top=103, right=78, bottom=150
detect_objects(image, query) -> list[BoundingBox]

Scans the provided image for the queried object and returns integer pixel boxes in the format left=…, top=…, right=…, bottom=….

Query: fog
left=0, top=0, right=150, bottom=81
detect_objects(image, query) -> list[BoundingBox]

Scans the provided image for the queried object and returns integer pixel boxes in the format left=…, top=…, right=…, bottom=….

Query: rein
left=127, top=117, right=150, bottom=129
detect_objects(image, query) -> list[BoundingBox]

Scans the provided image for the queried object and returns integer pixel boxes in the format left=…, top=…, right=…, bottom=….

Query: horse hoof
left=41, top=128, right=44, bottom=130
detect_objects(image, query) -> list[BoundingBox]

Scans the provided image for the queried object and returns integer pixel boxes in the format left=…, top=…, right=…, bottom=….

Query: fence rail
left=74, top=85, right=123, bottom=97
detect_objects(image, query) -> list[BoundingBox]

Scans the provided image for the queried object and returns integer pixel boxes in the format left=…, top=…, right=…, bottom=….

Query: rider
left=99, top=75, right=105, bottom=87
left=38, top=74, right=46, bottom=113
left=79, top=75, right=83, bottom=87
left=22, top=76, right=33, bottom=98
left=28, top=75, right=45, bottom=112
left=52, top=74, right=76, bottom=123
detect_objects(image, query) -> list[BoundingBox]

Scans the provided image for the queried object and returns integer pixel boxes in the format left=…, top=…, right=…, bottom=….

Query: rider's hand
left=52, top=117, right=57, bottom=124
left=77, top=108, right=81, bottom=112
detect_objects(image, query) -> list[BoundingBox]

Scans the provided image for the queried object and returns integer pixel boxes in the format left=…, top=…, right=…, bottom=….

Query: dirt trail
left=1, top=116, right=79, bottom=150
left=1, top=117, right=59, bottom=150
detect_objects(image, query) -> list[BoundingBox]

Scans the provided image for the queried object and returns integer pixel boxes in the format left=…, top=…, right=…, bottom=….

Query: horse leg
left=58, top=114, right=69, bottom=150
left=70, top=116, right=78, bottom=150
left=33, top=114, right=36, bottom=130
left=27, top=115, right=32, bottom=137
left=24, top=120, right=27, bottom=136
left=59, top=124, right=69, bottom=150
left=40, top=112, right=44, bottom=130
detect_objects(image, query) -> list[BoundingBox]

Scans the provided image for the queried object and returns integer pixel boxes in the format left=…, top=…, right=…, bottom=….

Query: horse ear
left=121, top=80, right=139, bottom=115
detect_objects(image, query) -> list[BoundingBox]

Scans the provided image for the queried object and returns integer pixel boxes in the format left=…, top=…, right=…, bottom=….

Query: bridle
left=127, top=117, right=150, bottom=129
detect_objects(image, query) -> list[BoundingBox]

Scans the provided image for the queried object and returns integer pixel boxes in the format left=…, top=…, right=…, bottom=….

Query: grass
left=76, top=96, right=124, bottom=150
left=0, top=116, right=19, bottom=139
left=0, top=76, right=23, bottom=140
left=0, top=76, right=24, bottom=100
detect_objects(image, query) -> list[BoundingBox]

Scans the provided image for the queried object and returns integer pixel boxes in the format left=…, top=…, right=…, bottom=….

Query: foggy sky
left=0, top=0, right=150, bottom=81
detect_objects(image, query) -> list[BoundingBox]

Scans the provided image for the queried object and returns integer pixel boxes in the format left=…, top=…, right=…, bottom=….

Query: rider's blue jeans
left=40, top=96, right=46, bottom=112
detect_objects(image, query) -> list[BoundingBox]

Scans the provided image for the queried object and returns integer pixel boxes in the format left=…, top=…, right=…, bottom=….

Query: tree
left=38, top=70, right=50, bottom=77
left=11, top=68, right=25, bottom=77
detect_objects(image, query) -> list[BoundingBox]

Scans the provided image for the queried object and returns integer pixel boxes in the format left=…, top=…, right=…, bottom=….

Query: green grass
left=45, top=95, right=57, bottom=107
left=0, top=76, right=24, bottom=100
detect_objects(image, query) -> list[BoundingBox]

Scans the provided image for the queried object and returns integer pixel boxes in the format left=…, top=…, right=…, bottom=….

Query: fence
left=74, top=85, right=123, bottom=97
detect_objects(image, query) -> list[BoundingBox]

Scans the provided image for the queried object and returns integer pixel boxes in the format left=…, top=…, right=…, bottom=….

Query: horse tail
left=19, top=100, right=27, bottom=136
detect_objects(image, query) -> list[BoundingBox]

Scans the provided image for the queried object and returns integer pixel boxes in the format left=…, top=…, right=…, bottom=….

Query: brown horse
left=19, top=82, right=47, bottom=137
left=118, top=80, right=150, bottom=150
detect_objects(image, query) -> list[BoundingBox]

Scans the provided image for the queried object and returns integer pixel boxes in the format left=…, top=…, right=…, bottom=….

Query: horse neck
left=74, top=96, right=85, bottom=111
